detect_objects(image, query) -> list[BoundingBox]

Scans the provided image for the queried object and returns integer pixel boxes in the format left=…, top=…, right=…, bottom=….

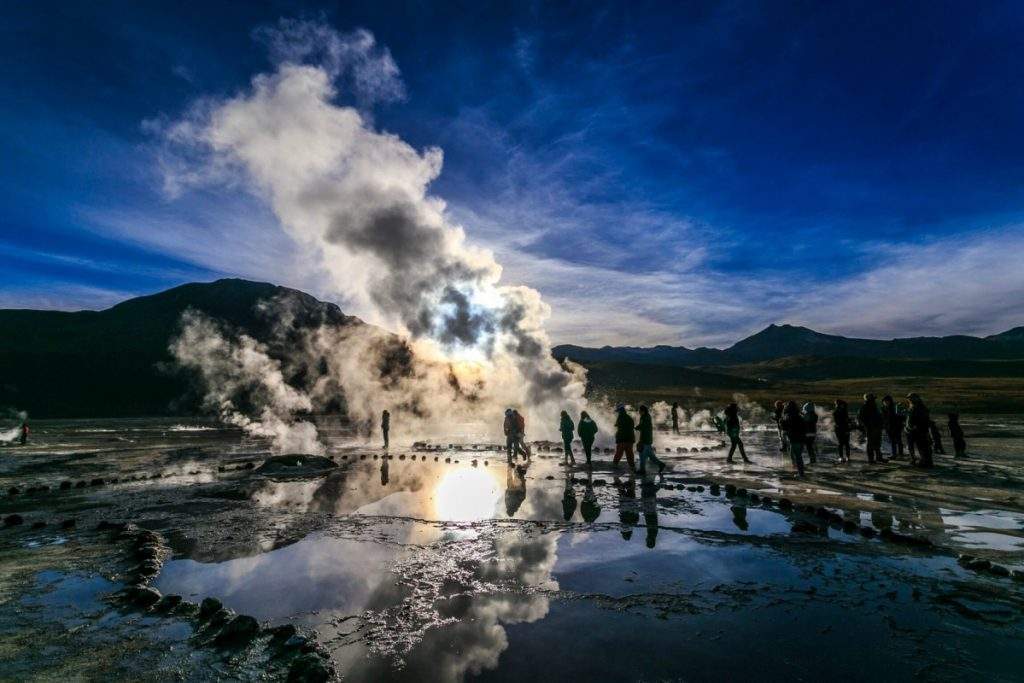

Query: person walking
left=780, top=401, right=806, bottom=476
left=857, top=394, right=884, bottom=464
left=905, top=393, right=934, bottom=467
left=832, top=400, right=851, bottom=463
left=802, top=402, right=818, bottom=464
left=723, top=402, right=751, bottom=464
left=881, top=395, right=904, bottom=458
left=577, top=411, right=598, bottom=467
left=381, top=409, right=390, bottom=449
left=613, top=405, right=637, bottom=471
left=773, top=400, right=788, bottom=452
left=559, top=410, right=576, bottom=465
left=503, top=409, right=516, bottom=461
left=512, top=409, right=530, bottom=460
left=635, top=405, right=666, bottom=475
left=671, top=402, right=680, bottom=434
left=19, top=421, right=29, bottom=446
left=948, top=413, right=967, bottom=457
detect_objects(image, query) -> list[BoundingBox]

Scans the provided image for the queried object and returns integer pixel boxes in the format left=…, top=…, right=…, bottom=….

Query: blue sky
left=3, top=1, right=1024, bottom=347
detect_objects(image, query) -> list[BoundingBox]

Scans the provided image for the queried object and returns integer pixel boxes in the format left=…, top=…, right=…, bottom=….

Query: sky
left=3, top=1, right=1024, bottom=348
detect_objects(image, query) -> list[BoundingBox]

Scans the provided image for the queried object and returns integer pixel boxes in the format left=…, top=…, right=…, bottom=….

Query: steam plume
left=161, top=20, right=586, bottom=448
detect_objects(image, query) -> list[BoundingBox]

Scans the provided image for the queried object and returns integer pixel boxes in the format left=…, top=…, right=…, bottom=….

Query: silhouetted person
left=616, top=475, right=639, bottom=540
left=880, top=395, right=904, bottom=458
left=833, top=400, right=851, bottom=462
left=562, top=471, right=577, bottom=521
left=503, top=409, right=516, bottom=461
left=773, top=400, right=788, bottom=452
left=613, top=405, right=636, bottom=471
left=948, top=413, right=967, bottom=457
left=641, top=479, right=660, bottom=548
left=580, top=471, right=601, bottom=522
left=381, top=409, right=390, bottom=449
left=858, top=393, right=884, bottom=463
left=671, top=402, right=680, bottom=434
left=723, top=402, right=751, bottom=464
left=513, top=409, right=530, bottom=460
left=780, top=401, right=806, bottom=476
left=19, top=421, right=28, bottom=446
left=635, top=405, right=665, bottom=475
left=559, top=410, right=576, bottom=465
left=802, top=402, right=818, bottom=464
left=577, top=411, right=598, bottom=467
left=905, top=393, right=933, bottom=467
left=929, top=420, right=945, bottom=455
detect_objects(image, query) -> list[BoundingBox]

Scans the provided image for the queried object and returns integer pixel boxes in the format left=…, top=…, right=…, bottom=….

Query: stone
left=778, top=498, right=793, bottom=510
left=199, top=597, right=224, bottom=621
left=399, top=454, right=406, bottom=460
left=724, top=484, right=737, bottom=496
left=7, top=486, right=20, bottom=496
left=288, top=653, right=331, bottom=683
left=709, top=484, right=721, bottom=496
left=593, top=479, right=607, bottom=486
left=859, top=526, right=876, bottom=538
left=90, top=478, right=105, bottom=486
left=748, top=494, right=760, bottom=504
left=75, top=481, right=88, bottom=488
left=31, top=521, right=46, bottom=529
left=966, top=558, right=991, bottom=572
left=736, top=488, right=748, bottom=497
left=243, top=462, right=255, bottom=469
left=284, top=634, right=309, bottom=649
left=957, top=554, right=976, bottom=566
left=156, top=594, right=183, bottom=611
left=60, top=519, right=76, bottom=530
left=214, top=615, right=261, bottom=646
left=792, top=520, right=822, bottom=534
left=59, top=481, right=72, bottom=490
left=137, top=545, right=160, bottom=561
left=256, top=455, right=338, bottom=476
left=988, top=564, right=1010, bottom=577
left=128, top=586, right=162, bottom=608
left=4, top=514, right=24, bottom=526
left=842, top=520, right=858, bottom=533
left=268, top=624, right=298, bottom=643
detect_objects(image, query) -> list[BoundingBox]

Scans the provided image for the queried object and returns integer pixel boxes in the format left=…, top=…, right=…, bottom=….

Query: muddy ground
left=1, top=417, right=1022, bottom=681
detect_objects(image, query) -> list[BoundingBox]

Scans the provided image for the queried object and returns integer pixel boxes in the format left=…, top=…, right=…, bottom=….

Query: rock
left=792, top=520, right=822, bottom=534
left=284, top=634, right=309, bottom=649
left=60, top=519, right=76, bottom=530
left=31, top=521, right=46, bottom=529
left=842, top=520, right=858, bottom=533
left=90, top=478, right=105, bottom=486
left=137, top=545, right=160, bottom=561
left=288, top=653, right=331, bottom=683
left=399, top=454, right=406, bottom=460
left=736, top=488, right=748, bottom=497
left=778, top=498, right=793, bottom=511
left=128, top=586, right=161, bottom=608
left=205, top=607, right=234, bottom=630
left=243, top=462, right=255, bottom=469
left=748, top=494, right=760, bottom=504
left=97, top=520, right=129, bottom=532
left=696, top=485, right=705, bottom=492
left=7, top=486, right=20, bottom=496
left=966, top=558, right=991, bottom=572
left=859, top=526, right=876, bottom=538
left=74, top=481, right=88, bottom=488
left=593, top=479, right=607, bottom=486
left=709, top=484, right=721, bottom=496
left=724, top=484, right=737, bottom=496
left=815, top=507, right=831, bottom=521
left=59, top=481, right=72, bottom=490
left=4, top=514, right=24, bottom=526
left=256, top=455, right=338, bottom=476
left=199, top=597, right=224, bottom=621
left=268, top=624, right=298, bottom=643
left=988, top=564, right=1010, bottom=577
left=545, top=475, right=554, bottom=480
left=1010, top=569, right=1024, bottom=583
left=445, top=457, right=451, bottom=463
left=214, top=615, right=261, bottom=646
left=957, top=554, right=976, bottom=567
left=156, top=594, right=183, bottom=611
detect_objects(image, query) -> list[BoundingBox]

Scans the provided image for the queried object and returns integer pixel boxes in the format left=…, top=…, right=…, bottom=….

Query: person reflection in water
left=577, top=411, right=598, bottom=468
left=381, top=409, right=390, bottom=449
left=559, top=410, right=576, bottom=465
left=380, top=458, right=389, bottom=486
left=640, top=478, right=660, bottom=548
left=580, top=470, right=601, bottom=522
left=505, top=463, right=527, bottom=517
left=615, top=475, right=639, bottom=540
left=562, top=470, right=577, bottom=521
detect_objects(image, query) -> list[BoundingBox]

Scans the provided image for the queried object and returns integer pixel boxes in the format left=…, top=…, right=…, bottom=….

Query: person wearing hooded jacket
left=780, top=401, right=806, bottom=476
left=857, top=394, right=884, bottom=464
left=577, top=411, right=598, bottom=467
left=881, top=395, right=904, bottom=458
left=905, top=393, right=933, bottom=467
left=613, top=405, right=637, bottom=471
left=635, top=405, right=666, bottom=475
left=802, top=402, right=818, bottom=464
left=723, top=402, right=751, bottom=464
left=559, top=410, right=576, bottom=465
left=832, top=400, right=852, bottom=463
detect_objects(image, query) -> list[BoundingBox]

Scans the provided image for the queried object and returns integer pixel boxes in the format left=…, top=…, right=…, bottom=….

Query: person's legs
left=915, top=434, right=933, bottom=467
left=726, top=437, right=737, bottom=462
left=583, top=440, right=593, bottom=466
left=646, top=446, right=665, bottom=472
left=506, top=435, right=515, bottom=461
left=790, top=441, right=805, bottom=476
left=563, top=437, right=575, bottom=464
left=613, top=443, right=625, bottom=466
left=625, top=444, right=636, bottom=470
left=639, top=445, right=648, bottom=473
left=735, top=433, right=750, bottom=462
left=806, top=438, right=817, bottom=464
left=383, top=428, right=389, bottom=449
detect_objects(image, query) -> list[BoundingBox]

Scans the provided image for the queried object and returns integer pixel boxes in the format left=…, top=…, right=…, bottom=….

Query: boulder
left=268, top=624, right=298, bottom=644
left=288, top=653, right=331, bottom=683
left=31, top=521, right=46, bottom=529
left=128, top=586, right=161, bottom=608
left=60, top=519, right=76, bottom=530
left=198, top=597, right=224, bottom=621
left=156, top=594, right=183, bottom=611
left=4, top=514, right=24, bottom=526
left=59, top=481, right=72, bottom=490
left=214, top=615, right=261, bottom=646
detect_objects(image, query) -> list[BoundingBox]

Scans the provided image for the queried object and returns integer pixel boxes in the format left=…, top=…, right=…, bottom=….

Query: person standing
left=577, top=411, right=598, bottom=467
left=723, top=402, right=751, bottom=464
left=635, top=405, right=666, bottom=475
left=381, top=410, right=390, bottom=449
left=880, top=395, right=904, bottom=458
left=559, top=410, right=576, bottom=465
left=948, top=413, right=967, bottom=457
left=832, top=400, right=851, bottom=463
left=512, top=409, right=530, bottom=460
left=773, top=400, right=788, bottom=452
left=671, top=402, right=680, bottom=434
left=613, top=405, right=637, bottom=471
left=857, top=394, right=884, bottom=464
left=503, top=409, right=516, bottom=461
left=19, top=421, right=29, bottom=446
left=780, top=401, right=806, bottom=476
left=905, top=393, right=934, bottom=467
left=802, top=402, right=818, bottom=464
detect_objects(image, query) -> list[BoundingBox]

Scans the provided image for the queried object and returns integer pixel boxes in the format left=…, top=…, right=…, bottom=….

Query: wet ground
left=1, top=416, right=1023, bottom=681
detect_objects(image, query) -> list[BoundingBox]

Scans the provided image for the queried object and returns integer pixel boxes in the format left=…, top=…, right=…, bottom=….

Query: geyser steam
left=162, top=20, right=586, bottom=449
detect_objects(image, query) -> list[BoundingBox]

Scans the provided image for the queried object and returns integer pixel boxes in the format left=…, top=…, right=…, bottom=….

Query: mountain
left=554, top=323, right=1024, bottom=367
left=0, top=279, right=359, bottom=418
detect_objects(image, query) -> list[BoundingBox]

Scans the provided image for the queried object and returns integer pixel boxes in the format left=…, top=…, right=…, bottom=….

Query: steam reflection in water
left=433, top=468, right=501, bottom=521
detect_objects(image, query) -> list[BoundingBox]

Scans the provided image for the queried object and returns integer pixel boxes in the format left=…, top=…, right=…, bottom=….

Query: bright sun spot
left=433, top=468, right=500, bottom=521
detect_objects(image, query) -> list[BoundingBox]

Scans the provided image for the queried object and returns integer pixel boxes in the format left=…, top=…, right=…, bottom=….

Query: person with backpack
left=577, top=411, right=599, bottom=467
left=905, top=393, right=933, bottom=468
left=802, top=402, right=818, bottom=464
left=613, top=405, right=636, bottom=471
left=857, top=394, right=884, bottom=464
left=780, top=401, right=806, bottom=476
left=723, top=402, right=751, bottom=464
left=559, top=410, right=576, bottom=465
left=635, top=405, right=666, bottom=476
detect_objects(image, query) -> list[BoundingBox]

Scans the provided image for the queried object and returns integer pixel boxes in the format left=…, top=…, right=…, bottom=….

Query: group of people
left=768, top=393, right=966, bottom=476
left=555, top=405, right=666, bottom=475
